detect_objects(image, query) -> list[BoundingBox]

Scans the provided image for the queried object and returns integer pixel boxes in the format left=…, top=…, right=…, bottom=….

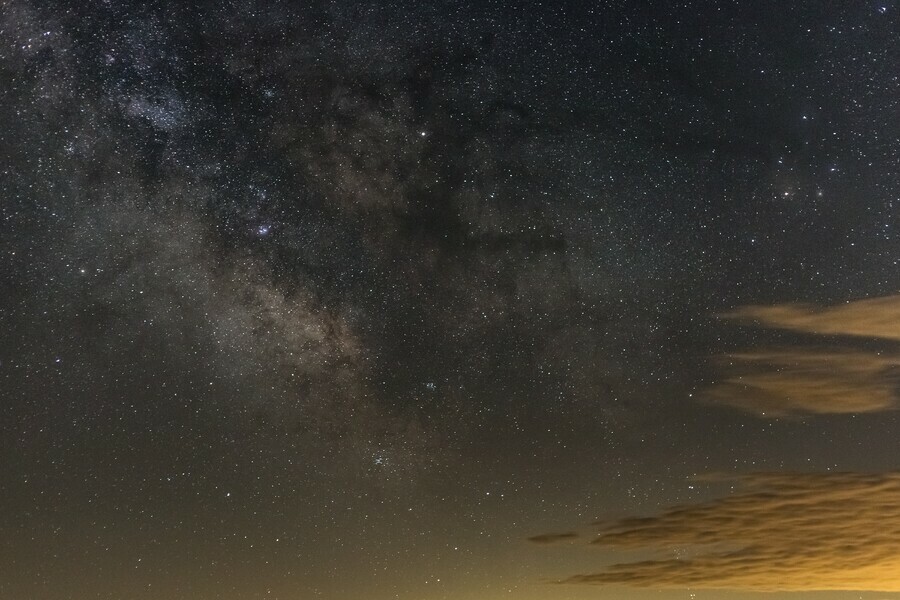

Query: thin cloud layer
left=705, top=349, right=900, bottom=416
left=555, top=472, right=900, bottom=591
left=708, top=295, right=900, bottom=416
left=527, top=532, right=579, bottom=545
left=723, top=295, right=900, bottom=341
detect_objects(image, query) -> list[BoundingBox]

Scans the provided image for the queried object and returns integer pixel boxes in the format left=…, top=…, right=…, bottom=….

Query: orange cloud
left=552, top=472, right=900, bottom=591
left=704, top=349, right=900, bottom=416
left=707, top=295, right=900, bottom=416
left=722, top=295, right=900, bottom=341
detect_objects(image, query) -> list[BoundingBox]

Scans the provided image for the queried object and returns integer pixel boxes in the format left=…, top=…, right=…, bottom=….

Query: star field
left=1, top=1, right=898, bottom=599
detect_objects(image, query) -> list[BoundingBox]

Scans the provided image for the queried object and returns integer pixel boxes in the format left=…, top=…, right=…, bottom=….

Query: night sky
left=1, top=1, right=899, bottom=599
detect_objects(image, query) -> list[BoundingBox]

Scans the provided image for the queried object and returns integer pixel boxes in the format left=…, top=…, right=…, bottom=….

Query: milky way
left=1, top=1, right=898, bottom=599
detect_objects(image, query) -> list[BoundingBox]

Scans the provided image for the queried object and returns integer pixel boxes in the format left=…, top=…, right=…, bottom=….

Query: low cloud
left=705, top=349, right=900, bottom=416
left=550, top=472, right=900, bottom=591
left=722, top=295, right=900, bottom=341
left=527, top=532, right=579, bottom=545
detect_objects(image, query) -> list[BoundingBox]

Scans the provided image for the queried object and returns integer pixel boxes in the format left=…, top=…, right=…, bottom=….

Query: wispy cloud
left=549, top=472, right=900, bottom=591
left=707, top=295, right=900, bottom=416
left=722, top=295, right=900, bottom=341
left=705, top=349, right=900, bottom=416
left=527, top=532, right=579, bottom=545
